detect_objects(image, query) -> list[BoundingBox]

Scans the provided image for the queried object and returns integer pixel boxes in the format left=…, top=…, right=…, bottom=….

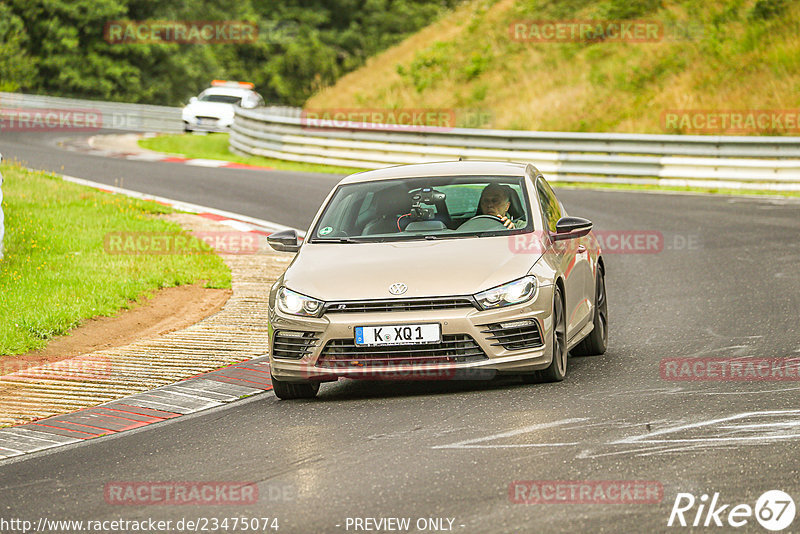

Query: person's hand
left=499, top=215, right=514, bottom=229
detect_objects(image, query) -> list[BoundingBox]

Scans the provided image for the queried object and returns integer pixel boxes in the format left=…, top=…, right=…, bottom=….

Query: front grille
left=324, top=297, right=477, bottom=314
left=196, top=115, right=219, bottom=121
left=480, top=320, right=543, bottom=351
left=272, top=330, right=319, bottom=359
left=316, top=334, right=487, bottom=367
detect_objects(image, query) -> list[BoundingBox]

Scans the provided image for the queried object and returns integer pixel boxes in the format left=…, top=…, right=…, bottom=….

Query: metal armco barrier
left=230, top=108, right=800, bottom=190
left=0, top=92, right=304, bottom=135
left=0, top=92, right=184, bottom=133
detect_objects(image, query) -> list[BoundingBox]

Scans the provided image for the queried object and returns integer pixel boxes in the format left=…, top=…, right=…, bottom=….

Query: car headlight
left=277, top=287, right=324, bottom=317
left=474, top=276, right=538, bottom=310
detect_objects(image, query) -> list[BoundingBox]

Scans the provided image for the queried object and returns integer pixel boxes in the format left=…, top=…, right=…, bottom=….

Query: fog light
left=499, top=319, right=536, bottom=329
left=277, top=330, right=308, bottom=337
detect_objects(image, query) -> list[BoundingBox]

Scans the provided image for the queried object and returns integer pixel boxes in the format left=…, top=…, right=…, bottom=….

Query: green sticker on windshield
left=320, top=226, right=333, bottom=235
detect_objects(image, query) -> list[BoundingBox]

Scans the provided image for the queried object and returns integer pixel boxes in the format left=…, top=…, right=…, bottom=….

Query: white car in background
left=181, top=80, right=265, bottom=132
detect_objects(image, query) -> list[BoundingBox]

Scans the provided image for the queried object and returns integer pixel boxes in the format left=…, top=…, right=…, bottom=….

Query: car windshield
left=310, top=175, right=533, bottom=243
left=198, top=93, right=242, bottom=104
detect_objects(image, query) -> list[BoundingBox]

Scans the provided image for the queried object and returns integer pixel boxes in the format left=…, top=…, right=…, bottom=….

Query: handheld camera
left=410, top=187, right=446, bottom=220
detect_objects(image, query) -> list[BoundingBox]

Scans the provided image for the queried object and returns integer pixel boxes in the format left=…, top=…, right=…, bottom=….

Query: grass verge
left=308, top=0, right=800, bottom=135
left=139, top=133, right=362, bottom=175
left=0, top=162, right=231, bottom=356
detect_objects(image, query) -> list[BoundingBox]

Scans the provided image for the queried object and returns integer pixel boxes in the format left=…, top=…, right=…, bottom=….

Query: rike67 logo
left=668, top=490, right=796, bottom=531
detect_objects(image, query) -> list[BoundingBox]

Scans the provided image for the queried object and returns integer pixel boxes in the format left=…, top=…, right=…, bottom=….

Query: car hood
left=282, top=236, right=542, bottom=301
left=182, top=102, right=235, bottom=118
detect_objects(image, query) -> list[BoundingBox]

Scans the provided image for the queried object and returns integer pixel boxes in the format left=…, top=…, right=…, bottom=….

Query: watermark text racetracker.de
left=104, top=231, right=261, bottom=255
left=662, top=109, right=800, bottom=134
left=0, top=354, right=111, bottom=381
left=661, top=357, right=800, bottom=381
left=0, top=108, right=101, bottom=132
left=0, top=107, right=148, bottom=131
left=509, top=480, right=663, bottom=504
left=104, top=20, right=258, bottom=44
left=304, top=360, right=496, bottom=381
left=508, top=20, right=703, bottom=43
left=300, top=108, right=493, bottom=132
left=103, top=481, right=290, bottom=505
left=508, top=230, right=700, bottom=255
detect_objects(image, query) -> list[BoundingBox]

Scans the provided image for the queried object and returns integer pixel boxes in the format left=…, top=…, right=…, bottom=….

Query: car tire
left=522, top=285, right=567, bottom=384
left=270, top=373, right=320, bottom=400
left=571, top=267, right=608, bottom=357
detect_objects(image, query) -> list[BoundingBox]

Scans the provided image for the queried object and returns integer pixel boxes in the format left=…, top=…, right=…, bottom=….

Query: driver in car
left=478, top=183, right=523, bottom=229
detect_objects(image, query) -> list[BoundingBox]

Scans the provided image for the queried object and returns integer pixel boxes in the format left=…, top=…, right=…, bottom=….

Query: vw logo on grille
left=389, top=282, right=408, bottom=295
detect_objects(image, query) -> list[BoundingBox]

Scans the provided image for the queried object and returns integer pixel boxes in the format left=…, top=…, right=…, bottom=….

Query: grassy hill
left=306, top=0, right=800, bottom=134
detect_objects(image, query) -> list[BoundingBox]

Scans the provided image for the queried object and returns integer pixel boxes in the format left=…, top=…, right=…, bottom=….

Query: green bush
left=400, top=41, right=456, bottom=93
left=598, top=0, right=662, bottom=19
left=750, top=0, right=787, bottom=20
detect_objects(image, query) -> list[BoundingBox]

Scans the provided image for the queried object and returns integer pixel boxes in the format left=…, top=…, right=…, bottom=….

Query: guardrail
left=230, top=108, right=800, bottom=190
left=0, top=92, right=305, bottom=135
left=1, top=92, right=184, bottom=133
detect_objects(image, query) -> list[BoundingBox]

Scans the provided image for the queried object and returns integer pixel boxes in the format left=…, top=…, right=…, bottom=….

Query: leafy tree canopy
left=1, top=0, right=458, bottom=105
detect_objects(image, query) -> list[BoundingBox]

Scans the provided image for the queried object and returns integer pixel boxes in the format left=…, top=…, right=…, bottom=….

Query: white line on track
left=432, top=418, right=588, bottom=449
left=612, top=409, right=800, bottom=445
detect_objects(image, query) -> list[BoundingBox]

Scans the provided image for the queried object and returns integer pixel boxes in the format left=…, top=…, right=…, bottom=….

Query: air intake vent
left=480, top=320, right=543, bottom=351
left=272, top=331, right=318, bottom=359
left=316, top=334, right=487, bottom=367
left=324, top=297, right=476, bottom=314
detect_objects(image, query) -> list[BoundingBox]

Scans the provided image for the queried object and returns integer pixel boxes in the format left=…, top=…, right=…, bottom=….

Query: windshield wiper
left=312, top=237, right=360, bottom=243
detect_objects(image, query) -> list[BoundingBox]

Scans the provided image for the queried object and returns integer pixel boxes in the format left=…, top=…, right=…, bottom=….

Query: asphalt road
left=2, top=131, right=800, bottom=533
left=0, top=130, right=340, bottom=228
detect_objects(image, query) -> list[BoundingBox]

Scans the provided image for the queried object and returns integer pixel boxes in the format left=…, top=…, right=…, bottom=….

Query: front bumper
left=183, top=116, right=232, bottom=132
left=268, top=285, right=555, bottom=382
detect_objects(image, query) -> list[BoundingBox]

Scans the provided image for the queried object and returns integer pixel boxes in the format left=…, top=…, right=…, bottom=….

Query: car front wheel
left=522, top=285, right=567, bottom=384
left=572, top=267, right=608, bottom=356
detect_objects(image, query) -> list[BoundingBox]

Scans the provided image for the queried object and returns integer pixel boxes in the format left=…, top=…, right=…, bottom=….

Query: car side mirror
left=552, top=216, right=593, bottom=241
left=189, top=96, right=198, bottom=104
left=267, top=229, right=301, bottom=252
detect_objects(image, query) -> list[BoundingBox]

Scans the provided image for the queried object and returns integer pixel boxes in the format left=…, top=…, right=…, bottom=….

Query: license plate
left=355, top=324, right=441, bottom=346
